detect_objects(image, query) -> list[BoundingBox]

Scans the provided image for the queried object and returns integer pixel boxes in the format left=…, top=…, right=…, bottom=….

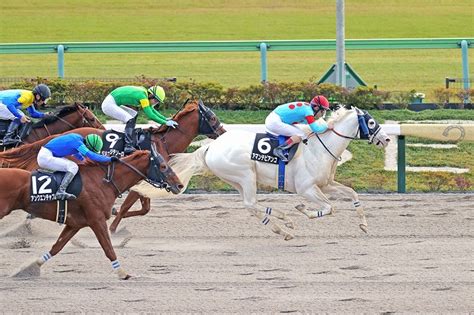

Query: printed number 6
left=257, top=138, right=271, bottom=154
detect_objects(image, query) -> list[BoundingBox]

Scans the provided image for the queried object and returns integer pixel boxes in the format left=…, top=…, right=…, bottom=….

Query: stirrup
left=124, top=145, right=136, bottom=155
left=55, top=191, right=76, bottom=201
left=273, top=147, right=288, bottom=162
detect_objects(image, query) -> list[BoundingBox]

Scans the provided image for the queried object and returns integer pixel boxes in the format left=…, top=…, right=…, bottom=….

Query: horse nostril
left=178, top=184, right=184, bottom=190
left=386, top=138, right=391, bottom=143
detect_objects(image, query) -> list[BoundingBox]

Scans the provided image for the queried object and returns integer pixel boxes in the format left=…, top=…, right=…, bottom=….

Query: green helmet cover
left=85, top=134, right=103, bottom=153
left=147, top=85, right=166, bottom=103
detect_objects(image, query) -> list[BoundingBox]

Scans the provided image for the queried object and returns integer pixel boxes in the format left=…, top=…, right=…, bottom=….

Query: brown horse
left=0, top=102, right=104, bottom=151
left=0, top=99, right=225, bottom=230
left=0, top=148, right=183, bottom=279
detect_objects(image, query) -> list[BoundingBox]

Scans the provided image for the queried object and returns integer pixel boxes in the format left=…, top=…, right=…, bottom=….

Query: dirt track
left=0, top=193, right=473, bottom=313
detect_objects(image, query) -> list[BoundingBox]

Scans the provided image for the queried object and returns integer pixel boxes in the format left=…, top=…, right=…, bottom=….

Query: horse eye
left=368, top=119, right=376, bottom=128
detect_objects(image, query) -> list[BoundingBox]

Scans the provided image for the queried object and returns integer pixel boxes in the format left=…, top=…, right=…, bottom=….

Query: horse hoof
left=285, top=221, right=295, bottom=230
left=111, top=207, right=118, bottom=216
left=359, top=224, right=368, bottom=233
left=295, top=204, right=306, bottom=212
left=121, top=274, right=132, bottom=280
left=284, top=233, right=294, bottom=241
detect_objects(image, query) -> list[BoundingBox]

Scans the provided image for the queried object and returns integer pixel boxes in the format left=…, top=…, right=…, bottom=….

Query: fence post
left=57, top=45, right=65, bottom=78
left=259, top=43, right=268, bottom=83
left=397, top=135, right=406, bottom=193
left=461, top=40, right=471, bottom=103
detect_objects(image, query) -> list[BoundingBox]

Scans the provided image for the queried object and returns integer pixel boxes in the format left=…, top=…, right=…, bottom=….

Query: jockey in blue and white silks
left=37, top=133, right=116, bottom=200
left=0, top=84, right=51, bottom=145
left=265, top=95, right=332, bottom=162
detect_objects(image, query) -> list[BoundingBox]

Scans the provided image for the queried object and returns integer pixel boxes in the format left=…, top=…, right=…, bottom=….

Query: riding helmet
left=147, top=85, right=166, bottom=103
left=32, top=84, right=51, bottom=101
left=310, top=95, right=330, bottom=110
left=84, top=134, right=104, bottom=153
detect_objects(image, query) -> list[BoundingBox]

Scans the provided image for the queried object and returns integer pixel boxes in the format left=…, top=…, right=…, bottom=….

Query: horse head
left=72, top=103, right=105, bottom=130
left=148, top=143, right=184, bottom=194
left=196, top=99, right=226, bottom=139
left=330, top=107, right=390, bottom=148
left=354, top=108, right=390, bottom=147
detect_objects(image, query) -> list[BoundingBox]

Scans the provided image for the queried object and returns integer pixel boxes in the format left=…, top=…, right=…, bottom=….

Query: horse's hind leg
left=13, top=225, right=80, bottom=278
left=321, top=181, right=368, bottom=233
left=295, top=184, right=333, bottom=219
left=109, top=191, right=149, bottom=233
left=232, top=177, right=294, bottom=241
left=90, top=218, right=130, bottom=280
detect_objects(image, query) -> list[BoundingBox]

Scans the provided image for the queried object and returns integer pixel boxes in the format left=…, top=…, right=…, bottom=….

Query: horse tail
left=168, top=143, right=210, bottom=191
left=0, top=138, right=49, bottom=170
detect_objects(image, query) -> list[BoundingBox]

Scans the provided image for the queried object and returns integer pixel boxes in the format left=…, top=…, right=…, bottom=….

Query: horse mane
left=0, top=135, right=55, bottom=169
left=32, top=104, right=80, bottom=128
left=328, top=106, right=352, bottom=122
left=147, top=101, right=198, bottom=135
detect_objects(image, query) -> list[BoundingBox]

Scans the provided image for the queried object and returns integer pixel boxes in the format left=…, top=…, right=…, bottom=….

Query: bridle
left=309, top=108, right=381, bottom=161
left=103, top=152, right=172, bottom=197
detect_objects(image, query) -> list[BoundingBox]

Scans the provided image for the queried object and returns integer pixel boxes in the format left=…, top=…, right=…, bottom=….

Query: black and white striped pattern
left=261, top=216, right=270, bottom=225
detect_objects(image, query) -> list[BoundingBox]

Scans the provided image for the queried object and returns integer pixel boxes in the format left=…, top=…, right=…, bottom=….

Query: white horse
left=169, top=107, right=390, bottom=240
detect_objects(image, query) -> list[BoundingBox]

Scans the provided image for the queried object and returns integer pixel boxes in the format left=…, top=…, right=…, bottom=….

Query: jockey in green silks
left=101, top=85, right=178, bottom=155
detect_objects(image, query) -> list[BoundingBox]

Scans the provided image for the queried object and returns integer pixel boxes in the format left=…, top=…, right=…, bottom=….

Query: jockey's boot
left=273, top=135, right=302, bottom=162
left=55, top=172, right=77, bottom=200
left=123, top=116, right=137, bottom=155
left=2, top=120, right=21, bottom=146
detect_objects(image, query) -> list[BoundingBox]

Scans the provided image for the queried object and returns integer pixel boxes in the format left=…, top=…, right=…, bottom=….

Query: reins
left=102, top=156, right=168, bottom=197
left=307, top=114, right=361, bottom=161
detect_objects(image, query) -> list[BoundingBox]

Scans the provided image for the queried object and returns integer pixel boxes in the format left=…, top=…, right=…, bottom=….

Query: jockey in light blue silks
left=37, top=133, right=118, bottom=200
left=265, top=95, right=333, bottom=162
left=0, top=84, right=51, bottom=145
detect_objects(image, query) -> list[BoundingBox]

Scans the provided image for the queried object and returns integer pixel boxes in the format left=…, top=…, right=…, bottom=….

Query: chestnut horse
left=0, top=147, right=183, bottom=279
left=0, top=100, right=226, bottom=230
left=0, top=102, right=104, bottom=151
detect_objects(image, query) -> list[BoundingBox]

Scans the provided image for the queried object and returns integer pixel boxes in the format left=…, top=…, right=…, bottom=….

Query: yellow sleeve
left=139, top=98, right=150, bottom=109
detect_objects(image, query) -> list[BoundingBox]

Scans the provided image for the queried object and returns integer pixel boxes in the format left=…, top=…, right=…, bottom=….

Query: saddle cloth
left=250, top=133, right=300, bottom=164
left=30, top=170, right=82, bottom=203
left=100, top=129, right=152, bottom=157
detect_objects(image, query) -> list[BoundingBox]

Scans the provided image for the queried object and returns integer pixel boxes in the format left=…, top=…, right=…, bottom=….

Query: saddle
left=251, top=133, right=300, bottom=164
left=100, top=128, right=152, bottom=157
left=30, top=170, right=82, bottom=203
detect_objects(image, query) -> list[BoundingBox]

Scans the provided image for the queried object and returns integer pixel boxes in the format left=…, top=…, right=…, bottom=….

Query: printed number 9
left=257, top=138, right=271, bottom=154
left=105, top=133, right=120, bottom=149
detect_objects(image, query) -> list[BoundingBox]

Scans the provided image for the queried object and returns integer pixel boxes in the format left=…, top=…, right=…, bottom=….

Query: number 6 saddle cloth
left=250, top=133, right=300, bottom=164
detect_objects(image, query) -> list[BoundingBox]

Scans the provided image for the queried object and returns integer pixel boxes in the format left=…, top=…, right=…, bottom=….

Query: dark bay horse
left=0, top=102, right=104, bottom=151
left=0, top=148, right=183, bottom=279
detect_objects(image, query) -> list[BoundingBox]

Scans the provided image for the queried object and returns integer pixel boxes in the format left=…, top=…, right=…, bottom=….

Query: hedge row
left=2, top=77, right=472, bottom=110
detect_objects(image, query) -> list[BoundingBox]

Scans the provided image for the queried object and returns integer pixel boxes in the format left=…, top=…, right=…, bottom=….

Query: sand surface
left=1, top=193, right=473, bottom=313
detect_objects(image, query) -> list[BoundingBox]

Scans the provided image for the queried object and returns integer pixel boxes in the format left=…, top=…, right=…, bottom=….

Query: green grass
left=1, top=0, right=473, bottom=100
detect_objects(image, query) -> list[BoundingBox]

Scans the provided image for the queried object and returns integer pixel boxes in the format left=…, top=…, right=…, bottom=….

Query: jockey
left=101, top=85, right=179, bottom=155
left=0, top=84, right=51, bottom=145
left=265, top=95, right=333, bottom=162
left=37, top=133, right=118, bottom=200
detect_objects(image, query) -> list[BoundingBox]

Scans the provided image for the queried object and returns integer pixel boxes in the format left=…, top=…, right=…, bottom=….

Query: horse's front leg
left=90, top=217, right=131, bottom=280
left=109, top=191, right=148, bottom=233
left=321, top=181, right=368, bottom=233
left=295, top=184, right=333, bottom=219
